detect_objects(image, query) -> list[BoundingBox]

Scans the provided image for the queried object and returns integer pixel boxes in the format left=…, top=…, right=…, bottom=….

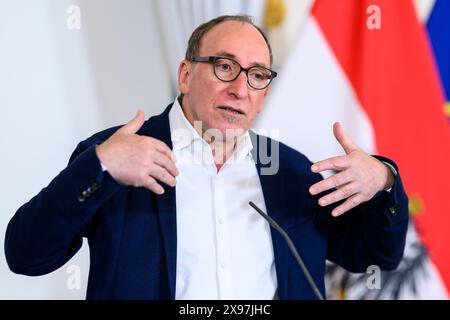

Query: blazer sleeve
left=320, top=156, right=409, bottom=272
left=4, top=138, right=121, bottom=276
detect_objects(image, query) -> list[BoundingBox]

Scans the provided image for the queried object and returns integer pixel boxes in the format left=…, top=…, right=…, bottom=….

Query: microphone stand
left=249, top=201, right=325, bottom=300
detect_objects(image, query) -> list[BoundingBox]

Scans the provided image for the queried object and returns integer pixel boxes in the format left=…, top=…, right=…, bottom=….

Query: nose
left=227, top=70, right=249, bottom=99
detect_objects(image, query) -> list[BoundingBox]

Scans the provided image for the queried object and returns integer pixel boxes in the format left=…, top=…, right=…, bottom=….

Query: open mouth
left=217, top=105, right=245, bottom=115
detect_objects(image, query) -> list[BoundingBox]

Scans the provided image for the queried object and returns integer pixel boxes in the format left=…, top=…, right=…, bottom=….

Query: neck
left=205, top=136, right=237, bottom=172
left=179, top=98, right=243, bottom=172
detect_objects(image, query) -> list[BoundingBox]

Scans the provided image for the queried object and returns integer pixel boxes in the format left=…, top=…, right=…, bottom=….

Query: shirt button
left=218, top=217, right=224, bottom=225
left=220, top=262, right=226, bottom=269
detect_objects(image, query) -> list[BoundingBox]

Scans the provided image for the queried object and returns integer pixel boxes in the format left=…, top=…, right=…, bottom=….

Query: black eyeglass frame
left=190, top=56, right=278, bottom=90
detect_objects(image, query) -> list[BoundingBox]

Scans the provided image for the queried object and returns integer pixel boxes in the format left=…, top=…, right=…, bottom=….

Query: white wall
left=0, top=0, right=172, bottom=299
left=0, top=0, right=435, bottom=299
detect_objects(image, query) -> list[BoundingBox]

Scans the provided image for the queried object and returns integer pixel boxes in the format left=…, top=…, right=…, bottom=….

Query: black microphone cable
left=249, top=201, right=325, bottom=300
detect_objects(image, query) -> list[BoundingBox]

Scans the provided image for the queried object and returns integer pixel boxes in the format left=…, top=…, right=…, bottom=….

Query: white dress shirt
left=169, top=99, right=277, bottom=300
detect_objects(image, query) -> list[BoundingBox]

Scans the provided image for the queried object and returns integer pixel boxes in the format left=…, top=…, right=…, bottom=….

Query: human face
left=178, top=21, right=271, bottom=139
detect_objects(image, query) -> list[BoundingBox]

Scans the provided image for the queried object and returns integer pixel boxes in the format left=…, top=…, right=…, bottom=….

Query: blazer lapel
left=141, top=104, right=177, bottom=299
left=250, top=132, right=289, bottom=299
left=138, top=112, right=290, bottom=299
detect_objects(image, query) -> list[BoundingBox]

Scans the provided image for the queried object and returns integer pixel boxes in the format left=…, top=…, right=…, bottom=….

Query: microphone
left=248, top=201, right=325, bottom=300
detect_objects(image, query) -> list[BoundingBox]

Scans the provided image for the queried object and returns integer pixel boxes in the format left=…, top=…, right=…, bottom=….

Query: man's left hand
left=308, top=122, right=394, bottom=217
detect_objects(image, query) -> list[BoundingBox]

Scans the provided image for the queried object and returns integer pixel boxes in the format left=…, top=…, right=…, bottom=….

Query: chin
left=205, top=122, right=246, bottom=141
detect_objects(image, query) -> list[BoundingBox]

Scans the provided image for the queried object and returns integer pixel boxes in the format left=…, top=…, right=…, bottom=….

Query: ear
left=178, top=60, right=191, bottom=95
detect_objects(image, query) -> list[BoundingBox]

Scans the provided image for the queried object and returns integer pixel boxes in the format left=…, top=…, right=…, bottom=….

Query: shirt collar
left=168, top=98, right=254, bottom=160
left=169, top=97, right=202, bottom=152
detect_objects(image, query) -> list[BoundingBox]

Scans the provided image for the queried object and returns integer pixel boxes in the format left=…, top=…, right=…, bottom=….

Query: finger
left=146, top=137, right=176, bottom=162
left=311, top=155, right=349, bottom=173
left=331, top=193, right=365, bottom=217
left=153, top=151, right=179, bottom=177
left=317, top=182, right=358, bottom=207
left=309, top=170, right=353, bottom=195
left=333, top=122, right=358, bottom=155
left=118, top=110, right=145, bottom=134
left=142, top=176, right=165, bottom=195
left=148, top=164, right=176, bottom=187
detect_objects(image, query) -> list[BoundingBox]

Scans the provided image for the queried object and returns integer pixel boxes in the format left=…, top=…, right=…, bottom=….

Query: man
left=5, top=15, right=408, bottom=300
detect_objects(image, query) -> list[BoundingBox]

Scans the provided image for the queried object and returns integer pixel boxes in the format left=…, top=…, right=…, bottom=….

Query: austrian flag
left=256, top=0, right=450, bottom=299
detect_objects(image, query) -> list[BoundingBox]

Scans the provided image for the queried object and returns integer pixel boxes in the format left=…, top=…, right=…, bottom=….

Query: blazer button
left=389, top=206, right=396, bottom=215
left=79, top=182, right=99, bottom=202
left=91, top=183, right=99, bottom=191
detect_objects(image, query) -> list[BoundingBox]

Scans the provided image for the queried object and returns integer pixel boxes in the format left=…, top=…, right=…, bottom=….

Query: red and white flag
left=256, top=0, right=450, bottom=299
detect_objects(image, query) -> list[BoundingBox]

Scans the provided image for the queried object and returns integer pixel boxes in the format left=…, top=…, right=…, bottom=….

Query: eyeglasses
left=190, top=56, right=277, bottom=90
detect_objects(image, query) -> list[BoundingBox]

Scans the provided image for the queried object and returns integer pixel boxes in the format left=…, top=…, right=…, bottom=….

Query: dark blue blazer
left=5, top=104, right=409, bottom=299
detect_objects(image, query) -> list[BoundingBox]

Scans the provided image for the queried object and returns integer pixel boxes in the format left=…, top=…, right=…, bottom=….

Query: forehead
left=198, top=21, right=270, bottom=67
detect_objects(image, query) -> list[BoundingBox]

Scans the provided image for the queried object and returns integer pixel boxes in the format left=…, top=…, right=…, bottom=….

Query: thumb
left=333, top=122, right=358, bottom=154
left=118, top=110, right=145, bottom=134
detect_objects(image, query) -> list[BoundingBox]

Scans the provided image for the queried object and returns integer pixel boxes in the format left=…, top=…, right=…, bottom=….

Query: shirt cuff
left=383, top=161, right=397, bottom=193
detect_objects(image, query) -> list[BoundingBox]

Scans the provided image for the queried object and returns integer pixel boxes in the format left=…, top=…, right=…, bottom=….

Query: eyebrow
left=215, top=51, right=268, bottom=68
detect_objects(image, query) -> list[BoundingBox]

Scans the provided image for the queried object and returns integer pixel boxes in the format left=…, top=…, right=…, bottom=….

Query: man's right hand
left=95, top=110, right=179, bottom=194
